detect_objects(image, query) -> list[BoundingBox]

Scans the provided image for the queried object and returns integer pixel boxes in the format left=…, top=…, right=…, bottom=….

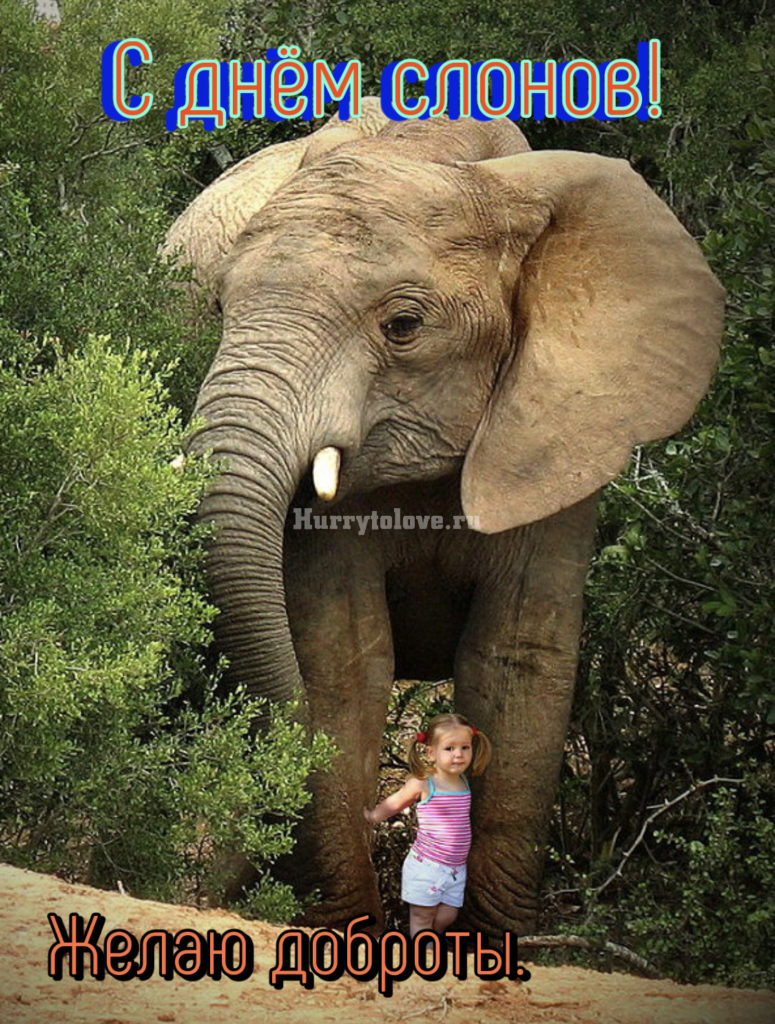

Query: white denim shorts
left=401, top=849, right=467, bottom=908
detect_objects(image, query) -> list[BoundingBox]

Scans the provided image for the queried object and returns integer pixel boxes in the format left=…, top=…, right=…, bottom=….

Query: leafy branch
left=592, top=776, right=744, bottom=897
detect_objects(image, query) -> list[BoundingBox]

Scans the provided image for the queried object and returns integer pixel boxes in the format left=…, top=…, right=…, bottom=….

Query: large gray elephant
left=166, top=101, right=724, bottom=935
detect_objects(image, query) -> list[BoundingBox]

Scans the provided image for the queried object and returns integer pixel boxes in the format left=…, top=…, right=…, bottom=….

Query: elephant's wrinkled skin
left=166, top=104, right=724, bottom=934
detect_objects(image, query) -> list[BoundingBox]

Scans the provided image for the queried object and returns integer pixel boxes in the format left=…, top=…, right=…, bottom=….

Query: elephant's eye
left=382, top=314, right=423, bottom=344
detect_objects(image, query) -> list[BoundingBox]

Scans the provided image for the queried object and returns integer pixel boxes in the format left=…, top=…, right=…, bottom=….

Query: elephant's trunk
left=188, top=343, right=313, bottom=705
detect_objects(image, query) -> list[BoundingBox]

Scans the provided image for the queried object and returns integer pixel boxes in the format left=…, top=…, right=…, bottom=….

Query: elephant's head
left=167, top=103, right=724, bottom=704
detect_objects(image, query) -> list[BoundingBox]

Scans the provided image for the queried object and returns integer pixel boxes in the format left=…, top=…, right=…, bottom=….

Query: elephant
left=165, top=99, right=724, bottom=936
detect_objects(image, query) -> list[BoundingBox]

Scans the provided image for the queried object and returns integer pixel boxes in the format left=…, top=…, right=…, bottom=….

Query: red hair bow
left=415, top=731, right=427, bottom=743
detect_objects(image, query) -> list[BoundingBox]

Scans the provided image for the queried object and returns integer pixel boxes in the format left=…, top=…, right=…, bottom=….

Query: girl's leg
left=432, top=903, right=459, bottom=933
left=409, top=904, right=436, bottom=938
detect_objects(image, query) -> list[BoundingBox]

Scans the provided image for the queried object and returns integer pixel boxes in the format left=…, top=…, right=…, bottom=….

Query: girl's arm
left=363, top=776, right=425, bottom=824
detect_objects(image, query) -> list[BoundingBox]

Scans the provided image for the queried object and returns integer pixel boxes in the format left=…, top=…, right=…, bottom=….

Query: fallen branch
left=518, top=933, right=659, bottom=978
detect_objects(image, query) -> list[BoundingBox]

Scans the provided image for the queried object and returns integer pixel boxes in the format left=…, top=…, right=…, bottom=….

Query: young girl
left=364, top=712, right=492, bottom=938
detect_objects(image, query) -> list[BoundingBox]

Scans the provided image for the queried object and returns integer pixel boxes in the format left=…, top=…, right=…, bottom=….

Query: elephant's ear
left=461, top=150, right=725, bottom=533
left=162, top=98, right=390, bottom=298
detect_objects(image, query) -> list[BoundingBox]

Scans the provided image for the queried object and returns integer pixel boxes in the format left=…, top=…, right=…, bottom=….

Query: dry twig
left=518, top=933, right=659, bottom=978
left=594, top=775, right=743, bottom=896
left=395, top=990, right=452, bottom=1019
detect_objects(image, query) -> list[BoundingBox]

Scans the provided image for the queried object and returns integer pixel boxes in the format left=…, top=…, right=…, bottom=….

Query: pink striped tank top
left=413, top=777, right=471, bottom=866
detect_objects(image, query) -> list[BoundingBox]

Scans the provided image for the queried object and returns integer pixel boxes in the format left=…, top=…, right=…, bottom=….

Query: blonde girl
left=364, top=713, right=492, bottom=937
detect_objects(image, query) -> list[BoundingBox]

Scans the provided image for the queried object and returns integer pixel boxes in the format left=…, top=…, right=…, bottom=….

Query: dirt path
left=1, top=864, right=772, bottom=1024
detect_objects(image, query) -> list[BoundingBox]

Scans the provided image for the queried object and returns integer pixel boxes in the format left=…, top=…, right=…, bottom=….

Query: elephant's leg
left=282, top=522, right=394, bottom=928
left=454, top=495, right=598, bottom=937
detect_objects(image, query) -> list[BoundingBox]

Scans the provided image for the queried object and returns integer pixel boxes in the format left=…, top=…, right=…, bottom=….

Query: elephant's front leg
left=283, top=521, right=394, bottom=928
left=455, top=495, right=598, bottom=937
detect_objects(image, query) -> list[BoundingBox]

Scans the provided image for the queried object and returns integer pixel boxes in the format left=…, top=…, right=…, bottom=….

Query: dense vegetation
left=0, top=0, right=334, bottom=923
left=1, top=0, right=772, bottom=982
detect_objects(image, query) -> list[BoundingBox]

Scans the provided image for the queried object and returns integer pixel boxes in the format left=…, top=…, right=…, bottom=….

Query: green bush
left=0, top=162, right=219, bottom=420
left=620, top=775, right=775, bottom=988
left=0, top=337, right=333, bottom=920
left=545, top=770, right=775, bottom=988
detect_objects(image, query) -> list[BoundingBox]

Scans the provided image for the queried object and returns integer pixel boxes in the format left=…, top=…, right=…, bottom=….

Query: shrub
left=543, top=768, right=775, bottom=987
left=0, top=337, right=333, bottom=919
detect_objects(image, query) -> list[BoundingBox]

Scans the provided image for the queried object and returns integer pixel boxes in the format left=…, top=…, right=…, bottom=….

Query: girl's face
left=428, top=725, right=473, bottom=777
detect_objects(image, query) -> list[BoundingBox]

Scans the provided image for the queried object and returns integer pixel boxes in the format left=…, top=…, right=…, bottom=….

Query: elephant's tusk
left=313, top=446, right=341, bottom=501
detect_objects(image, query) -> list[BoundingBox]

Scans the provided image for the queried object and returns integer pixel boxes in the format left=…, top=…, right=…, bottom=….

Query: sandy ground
left=1, top=863, right=773, bottom=1024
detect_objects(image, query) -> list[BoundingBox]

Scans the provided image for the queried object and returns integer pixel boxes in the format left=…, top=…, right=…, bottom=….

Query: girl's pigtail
left=471, top=728, right=493, bottom=776
left=407, top=735, right=427, bottom=779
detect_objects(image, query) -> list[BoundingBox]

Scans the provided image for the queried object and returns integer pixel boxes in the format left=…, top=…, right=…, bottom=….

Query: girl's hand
left=363, top=807, right=376, bottom=824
